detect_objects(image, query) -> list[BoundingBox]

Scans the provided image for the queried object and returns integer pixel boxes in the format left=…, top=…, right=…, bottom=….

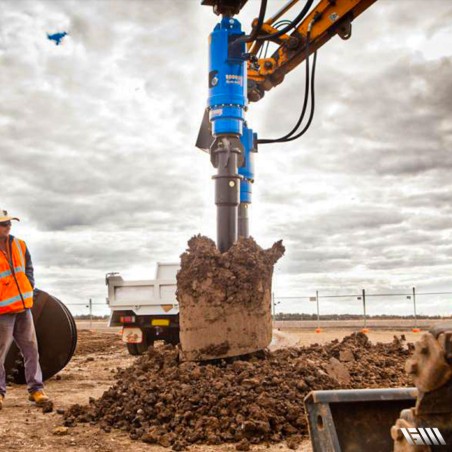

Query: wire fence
left=272, top=288, right=452, bottom=331
left=64, top=288, right=452, bottom=332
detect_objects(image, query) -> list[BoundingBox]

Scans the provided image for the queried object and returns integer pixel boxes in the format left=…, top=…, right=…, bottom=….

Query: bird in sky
left=47, top=31, right=68, bottom=46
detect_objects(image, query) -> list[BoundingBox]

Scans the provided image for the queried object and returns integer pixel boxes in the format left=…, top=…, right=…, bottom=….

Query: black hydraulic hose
left=248, top=0, right=267, bottom=42
left=232, top=0, right=267, bottom=45
left=257, top=34, right=313, bottom=145
left=270, top=36, right=311, bottom=142
left=254, top=0, right=314, bottom=42
left=258, top=21, right=291, bottom=59
left=277, top=50, right=317, bottom=142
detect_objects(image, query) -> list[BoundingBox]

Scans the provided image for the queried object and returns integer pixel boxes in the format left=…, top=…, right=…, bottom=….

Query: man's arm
left=25, top=246, right=35, bottom=288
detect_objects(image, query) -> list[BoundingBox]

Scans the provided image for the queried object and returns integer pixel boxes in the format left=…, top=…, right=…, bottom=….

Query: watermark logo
left=400, top=427, right=446, bottom=446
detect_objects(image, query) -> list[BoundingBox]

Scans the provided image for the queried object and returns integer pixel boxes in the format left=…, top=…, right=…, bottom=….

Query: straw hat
left=0, top=209, right=20, bottom=222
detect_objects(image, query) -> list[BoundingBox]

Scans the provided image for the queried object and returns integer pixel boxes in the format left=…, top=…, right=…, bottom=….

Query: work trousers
left=0, top=309, right=43, bottom=396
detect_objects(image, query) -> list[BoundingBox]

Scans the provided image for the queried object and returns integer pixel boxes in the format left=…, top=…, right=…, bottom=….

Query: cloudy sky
left=1, top=0, right=451, bottom=317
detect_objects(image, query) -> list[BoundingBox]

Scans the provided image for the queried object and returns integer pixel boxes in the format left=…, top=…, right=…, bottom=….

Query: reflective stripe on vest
left=0, top=239, right=25, bottom=280
left=0, top=238, right=33, bottom=314
left=0, top=266, right=24, bottom=279
left=14, top=238, right=25, bottom=267
left=0, top=291, right=34, bottom=307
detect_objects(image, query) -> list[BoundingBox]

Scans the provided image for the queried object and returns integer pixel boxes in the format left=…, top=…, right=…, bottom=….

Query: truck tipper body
left=106, top=263, right=179, bottom=355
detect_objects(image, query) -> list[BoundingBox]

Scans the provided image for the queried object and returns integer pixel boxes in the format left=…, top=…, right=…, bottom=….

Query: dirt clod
left=64, top=332, right=412, bottom=448
left=286, top=434, right=303, bottom=450
left=339, top=349, right=355, bottom=362
left=52, top=426, right=69, bottom=436
left=325, top=357, right=351, bottom=385
left=236, top=438, right=251, bottom=451
left=41, top=400, right=54, bottom=413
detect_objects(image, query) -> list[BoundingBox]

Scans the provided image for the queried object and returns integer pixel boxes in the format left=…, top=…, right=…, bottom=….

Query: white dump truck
left=106, top=263, right=179, bottom=355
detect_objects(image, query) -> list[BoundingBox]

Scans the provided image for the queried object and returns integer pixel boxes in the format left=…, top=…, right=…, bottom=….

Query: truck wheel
left=127, top=343, right=140, bottom=356
left=136, top=335, right=154, bottom=354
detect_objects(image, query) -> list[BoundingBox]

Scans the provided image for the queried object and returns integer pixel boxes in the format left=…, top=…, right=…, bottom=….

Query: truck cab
left=106, top=263, right=179, bottom=355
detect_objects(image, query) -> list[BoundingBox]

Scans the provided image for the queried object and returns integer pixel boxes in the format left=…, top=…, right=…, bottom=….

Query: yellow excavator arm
left=246, top=0, right=378, bottom=102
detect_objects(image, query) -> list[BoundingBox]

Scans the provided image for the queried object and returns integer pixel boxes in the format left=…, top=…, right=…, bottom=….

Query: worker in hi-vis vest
left=0, top=209, right=50, bottom=409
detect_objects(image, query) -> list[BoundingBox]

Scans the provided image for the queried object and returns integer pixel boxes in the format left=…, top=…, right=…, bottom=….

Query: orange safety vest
left=0, top=237, right=34, bottom=315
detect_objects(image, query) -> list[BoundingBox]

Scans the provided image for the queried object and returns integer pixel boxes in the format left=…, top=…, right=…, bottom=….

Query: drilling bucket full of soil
left=176, top=235, right=284, bottom=361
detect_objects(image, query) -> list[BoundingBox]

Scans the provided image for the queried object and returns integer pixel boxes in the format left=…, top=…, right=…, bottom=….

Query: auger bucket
left=176, top=236, right=284, bottom=361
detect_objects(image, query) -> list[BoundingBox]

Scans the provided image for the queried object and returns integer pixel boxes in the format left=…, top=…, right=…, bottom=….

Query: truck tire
left=135, top=340, right=152, bottom=354
left=125, top=330, right=154, bottom=355
left=136, top=331, right=154, bottom=354
left=127, top=343, right=140, bottom=356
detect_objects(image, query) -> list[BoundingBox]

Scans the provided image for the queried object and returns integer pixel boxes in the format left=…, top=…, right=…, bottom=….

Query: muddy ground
left=0, top=328, right=414, bottom=451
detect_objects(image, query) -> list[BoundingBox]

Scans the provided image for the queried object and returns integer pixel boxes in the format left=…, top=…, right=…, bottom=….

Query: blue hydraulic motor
left=207, top=16, right=256, bottom=252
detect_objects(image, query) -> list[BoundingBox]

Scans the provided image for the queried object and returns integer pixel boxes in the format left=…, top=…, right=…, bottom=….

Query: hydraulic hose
left=257, top=32, right=316, bottom=145
left=232, top=0, right=268, bottom=45
left=254, top=0, right=314, bottom=42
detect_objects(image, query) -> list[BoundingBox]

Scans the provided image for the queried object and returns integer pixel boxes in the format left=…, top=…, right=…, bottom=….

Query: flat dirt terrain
left=0, top=327, right=415, bottom=451
left=275, top=328, right=424, bottom=347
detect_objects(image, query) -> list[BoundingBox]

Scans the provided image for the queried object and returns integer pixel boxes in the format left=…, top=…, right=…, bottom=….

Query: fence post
left=315, top=290, right=321, bottom=333
left=362, top=289, right=368, bottom=333
left=89, top=298, right=93, bottom=330
left=412, top=287, right=420, bottom=332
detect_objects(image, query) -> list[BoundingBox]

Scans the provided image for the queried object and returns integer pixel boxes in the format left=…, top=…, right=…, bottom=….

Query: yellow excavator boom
left=247, top=0, right=378, bottom=102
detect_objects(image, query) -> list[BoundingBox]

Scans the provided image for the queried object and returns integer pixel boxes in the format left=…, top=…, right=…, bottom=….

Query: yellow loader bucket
left=177, top=235, right=284, bottom=361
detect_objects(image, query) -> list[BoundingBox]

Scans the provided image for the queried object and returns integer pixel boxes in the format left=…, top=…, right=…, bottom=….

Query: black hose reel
left=5, top=289, right=77, bottom=384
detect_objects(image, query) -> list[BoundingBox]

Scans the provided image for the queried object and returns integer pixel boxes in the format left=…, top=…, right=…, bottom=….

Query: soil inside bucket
left=176, top=235, right=285, bottom=361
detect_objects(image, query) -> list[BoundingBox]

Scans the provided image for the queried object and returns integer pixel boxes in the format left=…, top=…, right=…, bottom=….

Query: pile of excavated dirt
left=63, top=333, right=413, bottom=450
left=177, top=235, right=285, bottom=361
